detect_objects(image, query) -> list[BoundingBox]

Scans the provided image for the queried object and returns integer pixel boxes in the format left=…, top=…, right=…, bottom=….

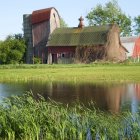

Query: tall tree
left=60, top=17, right=68, bottom=27
left=86, top=0, right=132, bottom=36
left=134, top=16, right=140, bottom=36
left=0, top=34, right=26, bottom=64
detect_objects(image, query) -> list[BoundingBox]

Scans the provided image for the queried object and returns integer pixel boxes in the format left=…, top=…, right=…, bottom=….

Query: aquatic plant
left=0, top=92, right=140, bottom=139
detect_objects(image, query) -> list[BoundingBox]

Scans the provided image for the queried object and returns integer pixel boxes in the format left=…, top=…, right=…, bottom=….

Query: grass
left=0, top=63, right=140, bottom=83
left=0, top=63, right=140, bottom=139
left=0, top=93, right=140, bottom=140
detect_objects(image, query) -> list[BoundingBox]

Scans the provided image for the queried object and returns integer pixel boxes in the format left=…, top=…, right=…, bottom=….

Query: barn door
left=52, top=54, right=57, bottom=63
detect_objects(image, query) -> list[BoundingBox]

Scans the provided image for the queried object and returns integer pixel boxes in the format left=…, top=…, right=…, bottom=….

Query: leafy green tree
left=134, top=16, right=140, bottom=35
left=86, top=0, right=132, bottom=36
left=0, top=34, right=26, bottom=64
left=60, top=17, right=68, bottom=27
left=0, top=41, right=8, bottom=64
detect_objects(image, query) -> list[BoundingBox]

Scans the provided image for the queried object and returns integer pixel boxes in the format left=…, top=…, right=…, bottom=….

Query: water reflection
left=0, top=83, right=24, bottom=98
left=0, top=82, right=140, bottom=113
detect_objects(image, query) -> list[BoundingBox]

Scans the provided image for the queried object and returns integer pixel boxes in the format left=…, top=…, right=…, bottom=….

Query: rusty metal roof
left=31, top=7, right=53, bottom=24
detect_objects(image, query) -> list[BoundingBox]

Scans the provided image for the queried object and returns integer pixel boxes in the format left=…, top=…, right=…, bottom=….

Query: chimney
left=78, top=16, right=84, bottom=28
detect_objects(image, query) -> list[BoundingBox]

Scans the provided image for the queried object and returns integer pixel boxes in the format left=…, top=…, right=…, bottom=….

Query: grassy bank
left=0, top=93, right=139, bottom=140
left=0, top=63, right=140, bottom=83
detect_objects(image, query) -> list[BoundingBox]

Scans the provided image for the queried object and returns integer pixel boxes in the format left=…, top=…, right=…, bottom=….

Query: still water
left=0, top=81, right=140, bottom=113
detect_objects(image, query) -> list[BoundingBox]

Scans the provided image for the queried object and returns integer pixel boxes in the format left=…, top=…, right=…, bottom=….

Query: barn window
left=62, top=53, right=65, bottom=57
left=53, top=13, right=55, bottom=18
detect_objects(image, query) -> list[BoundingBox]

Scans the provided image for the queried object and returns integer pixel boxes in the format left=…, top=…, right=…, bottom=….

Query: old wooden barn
left=23, top=7, right=60, bottom=64
left=47, top=17, right=128, bottom=64
left=23, top=8, right=128, bottom=64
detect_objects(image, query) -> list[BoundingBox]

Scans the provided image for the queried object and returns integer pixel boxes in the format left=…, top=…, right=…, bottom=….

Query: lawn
left=0, top=63, right=140, bottom=83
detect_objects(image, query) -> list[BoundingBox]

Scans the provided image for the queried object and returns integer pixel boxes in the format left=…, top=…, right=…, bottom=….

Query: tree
left=134, top=16, right=140, bottom=36
left=0, top=34, right=26, bottom=64
left=0, top=41, right=8, bottom=64
left=86, top=0, right=132, bottom=36
left=60, top=17, right=68, bottom=27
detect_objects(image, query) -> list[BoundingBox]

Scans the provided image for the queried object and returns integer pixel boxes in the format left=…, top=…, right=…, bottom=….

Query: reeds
left=0, top=92, right=140, bottom=139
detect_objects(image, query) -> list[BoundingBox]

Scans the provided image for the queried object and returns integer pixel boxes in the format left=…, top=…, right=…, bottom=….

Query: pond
left=0, top=81, right=140, bottom=113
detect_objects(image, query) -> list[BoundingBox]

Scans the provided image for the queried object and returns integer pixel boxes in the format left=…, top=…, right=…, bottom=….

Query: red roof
left=31, top=7, right=53, bottom=24
left=132, top=37, right=140, bottom=58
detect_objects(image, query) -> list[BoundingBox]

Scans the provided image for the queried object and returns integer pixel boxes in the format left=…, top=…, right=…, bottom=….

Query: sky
left=0, top=0, right=140, bottom=40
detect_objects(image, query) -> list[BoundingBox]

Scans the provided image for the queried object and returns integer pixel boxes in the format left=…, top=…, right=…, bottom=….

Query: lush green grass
left=0, top=93, right=140, bottom=140
left=0, top=63, right=140, bottom=83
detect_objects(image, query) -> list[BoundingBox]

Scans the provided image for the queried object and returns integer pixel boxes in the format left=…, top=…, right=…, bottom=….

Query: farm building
left=23, top=7, right=60, bottom=64
left=132, top=37, right=140, bottom=62
left=47, top=17, right=128, bottom=64
left=121, top=36, right=137, bottom=57
left=23, top=7, right=128, bottom=64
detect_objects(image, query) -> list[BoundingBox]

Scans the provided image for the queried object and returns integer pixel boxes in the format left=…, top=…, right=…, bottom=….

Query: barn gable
left=31, top=8, right=52, bottom=24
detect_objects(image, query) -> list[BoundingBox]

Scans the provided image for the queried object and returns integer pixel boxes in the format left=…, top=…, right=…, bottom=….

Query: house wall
left=121, top=37, right=137, bottom=57
left=121, top=42, right=135, bottom=57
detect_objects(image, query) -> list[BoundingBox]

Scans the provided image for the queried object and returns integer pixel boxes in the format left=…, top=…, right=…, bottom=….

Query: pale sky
left=0, top=0, right=140, bottom=40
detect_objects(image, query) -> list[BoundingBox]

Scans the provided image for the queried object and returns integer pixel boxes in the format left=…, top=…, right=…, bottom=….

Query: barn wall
left=48, top=46, right=76, bottom=54
left=75, top=45, right=105, bottom=63
left=32, top=21, right=50, bottom=47
left=119, top=46, right=127, bottom=60
left=32, top=8, right=60, bottom=63
left=105, top=25, right=127, bottom=61
left=50, top=8, right=60, bottom=34
left=48, top=45, right=106, bottom=64
left=32, top=21, right=50, bottom=63
left=48, top=46, right=76, bottom=64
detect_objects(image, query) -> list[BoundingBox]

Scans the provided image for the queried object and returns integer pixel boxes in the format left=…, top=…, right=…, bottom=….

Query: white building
left=121, top=36, right=137, bottom=57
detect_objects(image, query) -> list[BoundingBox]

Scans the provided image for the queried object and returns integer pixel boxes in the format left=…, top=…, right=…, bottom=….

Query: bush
left=0, top=34, right=26, bottom=64
left=33, top=57, right=41, bottom=64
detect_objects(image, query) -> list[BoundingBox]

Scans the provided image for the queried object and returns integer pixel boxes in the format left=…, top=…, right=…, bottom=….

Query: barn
left=47, top=17, right=128, bottom=64
left=23, top=8, right=128, bottom=64
left=23, top=7, right=60, bottom=64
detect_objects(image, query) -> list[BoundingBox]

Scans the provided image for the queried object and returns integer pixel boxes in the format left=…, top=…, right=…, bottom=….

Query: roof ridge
left=32, top=7, right=54, bottom=14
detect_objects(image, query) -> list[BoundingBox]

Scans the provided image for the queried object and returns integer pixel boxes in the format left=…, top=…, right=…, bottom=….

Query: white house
left=121, top=36, right=137, bottom=57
